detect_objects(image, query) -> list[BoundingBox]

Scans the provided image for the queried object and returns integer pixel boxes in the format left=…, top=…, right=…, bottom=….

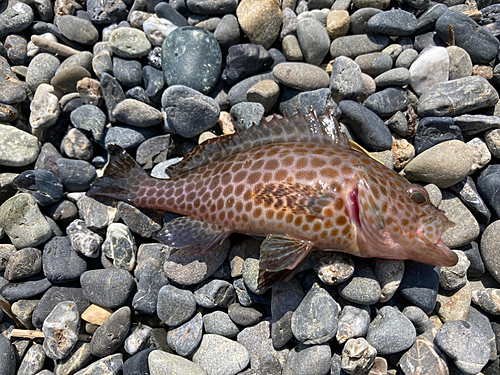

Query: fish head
left=352, top=166, right=458, bottom=267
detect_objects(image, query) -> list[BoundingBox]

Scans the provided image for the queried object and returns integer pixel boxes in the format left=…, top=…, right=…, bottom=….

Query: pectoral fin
left=154, top=216, right=231, bottom=253
left=258, top=234, right=314, bottom=289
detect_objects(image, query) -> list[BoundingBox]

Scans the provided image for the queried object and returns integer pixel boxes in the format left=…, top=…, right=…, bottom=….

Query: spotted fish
left=88, top=110, right=458, bottom=288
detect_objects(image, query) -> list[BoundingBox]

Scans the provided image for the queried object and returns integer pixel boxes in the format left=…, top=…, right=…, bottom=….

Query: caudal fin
left=87, top=144, right=149, bottom=204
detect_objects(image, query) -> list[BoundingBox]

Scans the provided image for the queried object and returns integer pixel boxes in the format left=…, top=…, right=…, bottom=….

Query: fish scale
left=88, top=110, right=458, bottom=288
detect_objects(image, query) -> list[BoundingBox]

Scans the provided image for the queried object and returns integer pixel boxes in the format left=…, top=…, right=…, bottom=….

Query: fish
left=88, top=109, right=458, bottom=288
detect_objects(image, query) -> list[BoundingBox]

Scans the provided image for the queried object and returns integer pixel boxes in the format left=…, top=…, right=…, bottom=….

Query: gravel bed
left=1, top=0, right=500, bottom=374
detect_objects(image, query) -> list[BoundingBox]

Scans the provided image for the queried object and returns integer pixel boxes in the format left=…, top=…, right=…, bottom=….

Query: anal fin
left=258, top=234, right=314, bottom=289
left=154, top=216, right=231, bottom=253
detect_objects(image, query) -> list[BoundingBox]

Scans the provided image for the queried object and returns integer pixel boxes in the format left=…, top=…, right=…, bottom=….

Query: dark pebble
left=330, top=34, right=389, bottom=59
left=167, top=312, right=203, bottom=356
left=415, top=3, right=448, bottom=34
left=136, top=135, right=175, bottom=170
left=459, top=242, right=485, bottom=278
left=228, top=303, right=263, bottom=326
left=0, top=334, right=17, bottom=375
left=70, top=104, right=107, bottom=143
left=125, top=86, right=153, bottom=105
left=449, top=176, right=491, bottom=225
left=466, top=306, right=497, bottom=361
left=132, top=267, right=169, bottom=315
left=80, top=268, right=135, bottom=308
left=161, top=26, right=222, bottom=94
left=103, top=125, right=162, bottom=150
left=222, top=44, right=273, bottom=85
left=338, top=100, right=393, bottom=150
left=13, top=169, right=63, bottom=206
left=113, top=57, right=143, bottom=88
left=143, top=65, right=165, bottom=99
left=436, top=10, right=499, bottom=64
left=4, top=34, right=27, bottom=65
left=363, top=87, right=408, bottom=118
left=0, top=0, right=34, bottom=40
left=100, top=72, right=126, bottom=123
left=296, top=18, right=330, bottom=66
left=477, top=165, right=500, bottom=220
left=87, top=0, right=128, bottom=24
left=367, top=9, right=417, bottom=36
left=233, top=278, right=270, bottom=306
left=230, top=102, right=264, bottom=130
left=43, top=236, right=87, bottom=284
left=413, top=31, right=445, bottom=52
left=56, top=158, right=97, bottom=191
left=90, top=307, right=131, bottom=357
left=0, top=277, right=52, bottom=302
left=214, top=14, right=242, bottom=51
left=279, top=87, right=339, bottom=118
left=350, top=8, right=383, bottom=35
left=155, top=2, right=187, bottom=26
left=0, top=56, right=27, bottom=104
left=112, top=99, right=163, bottom=127
left=399, top=261, right=440, bottom=313
left=157, top=285, right=197, bottom=326
left=227, top=71, right=276, bottom=106
left=117, top=201, right=161, bottom=238
left=162, top=85, right=220, bottom=138
left=453, top=114, right=500, bottom=137
left=186, top=0, right=237, bottom=14
left=32, top=286, right=90, bottom=329
left=122, top=348, right=154, bottom=375
left=414, top=117, right=463, bottom=154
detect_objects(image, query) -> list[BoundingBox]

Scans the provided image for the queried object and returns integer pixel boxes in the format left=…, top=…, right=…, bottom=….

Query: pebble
left=246, top=79, right=280, bottom=113
left=373, top=67, right=410, bottom=87
left=109, top=27, right=151, bottom=58
left=132, top=267, right=169, bottom=314
left=192, top=334, right=249, bottom=375
left=329, top=56, right=363, bottom=102
left=338, top=100, right=393, bottom=150
left=0, top=124, right=40, bottom=167
left=230, top=102, right=265, bottom=131
left=76, top=196, right=119, bottom=230
left=30, top=85, right=61, bottom=131
left=73, top=353, right=123, bottom=375
left=287, top=343, right=331, bottom=375
left=194, top=279, right=235, bottom=308
left=204, top=310, right=240, bottom=338
left=124, top=325, right=152, bottom=356
left=13, top=170, right=63, bottom=206
left=326, top=9, right=350, bottom=39
left=330, top=34, right=389, bottom=59
left=449, top=176, right=491, bottom=225
left=157, top=285, right=196, bottom=326
left=0, top=277, right=52, bottom=302
left=472, top=288, right=500, bottom=315
left=61, top=128, right=93, bottom=161
left=56, top=158, right=97, bottom=191
left=477, top=165, right=500, bottom=220
left=236, top=0, right=281, bottom=49
left=467, top=305, right=497, bottom=361
left=228, top=303, right=263, bottom=326
left=227, top=71, right=276, bottom=105
left=162, top=85, right=220, bottom=138
left=26, top=53, right=60, bottom=93
left=363, top=87, right=408, bottom=118
left=366, top=306, right=416, bottom=355
left=80, top=268, right=135, bottom=308
left=4, top=247, right=42, bottom=281
left=435, top=280, right=472, bottom=323
left=149, top=350, right=205, bottom=374
left=447, top=45, right=473, bottom=80
left=417, top=76, right=499, bottom=117
left=112, top=57, right=142, bottom=88
left=167, top=312, right=203, bottom=356
left=336, top=305, right=370, bottom=344
left=296, top=18, right=330, bottom=66
left=480, top=221, right=500, bottom=283
left=43, top=236, right=87, bottom=284
left=42, top=301, right=80, bottom=360
left=11, top=299, right=38, bottom=329
left=373, top=258, right=405, bottom=302
left=439, top=251, right=470, bottom=290
left=341, top=337, right=377, bottom=374
left=368, top=9, right=417, bottom=37
left=70, top=104, right=107, bottom=143
left=90, top=306, right=131, bottom=357
left=0, top=56, right=27, bottom=104
left=273, top=62, right=330, bottom=92
left=310, top=252, right=355, bottom=285
left=485, top=128, right=500, bottom=159
left=279, top=87, right=339, bottom=117
left=222, top=44, right=273, bottom=85
left=400, top=262, right=440, bottom=313
left=136, top=135, right=175, bottom=170
left=413, top=117, right=462, bottom=154
left=399, top=330, right=448, bottom=375
left=0, top=193, right=52, bottom=248
left=435, top=320, right=490, bottom=374
left=338, top=261, right=381, bottom=305
left=395, top=48, right=418, bottom=69
left=18, top=343, right=45, bottom=375
left=409, top=46, right=449, bottom=96
left=162, top=26, right=221, bottom=94
left=101, top=223, right=137, bottom=271
left=291, top=286, right=339, bottom=344
left=0, top=0, right=34, bottom=40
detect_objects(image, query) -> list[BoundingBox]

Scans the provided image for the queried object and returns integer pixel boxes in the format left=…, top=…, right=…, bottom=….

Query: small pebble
left=336, top=305, right=370, bottom=344
left=310, top=252, right=355, bottom=285
left=101, top=223, right=137, bottom=271
left=80, top=269, right=135, bottom=308
left=90, top=306, right=131, bottom=357
left=42, top=301, right=80, bottom=360
left=204, top=310, right=240, bottom=338
left=167, top=312, right=203, bottom=356
left=157, top=285, right=197, bottom=326
left=338, top=261, right=381, bottom=305
left=341, top=337, right=377, bottom=375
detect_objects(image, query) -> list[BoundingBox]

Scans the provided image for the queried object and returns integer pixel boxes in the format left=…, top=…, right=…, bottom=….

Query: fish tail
left=87, top=144, right=152, bottom=204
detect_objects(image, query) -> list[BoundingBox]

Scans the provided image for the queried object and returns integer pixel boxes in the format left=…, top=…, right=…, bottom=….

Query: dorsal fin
left=167, top=109, right=350, bottom=178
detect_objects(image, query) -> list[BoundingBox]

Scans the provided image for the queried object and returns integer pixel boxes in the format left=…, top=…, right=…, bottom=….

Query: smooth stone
left=163, top=238, right=230, bottom=285
left=341, top=338, right=377, bottom=374
left=18, top=343, right=45, bottom=375
left=439, top=251, right=470, bottom=290
left=291, top=286, right=339, bottom=345
left=447, top=45, right=473, bottom=80
left=363, top=87, right=408, bottom=118
left=435, top=320, right=490, bottom=374
left=132, top=267, right=169, bottom=314
left=417, top=76, right=499, bottom=117
left=336, top=305, right=370, bottom=344
left=282, top=34, right=303, bottom=61
left=273, top=62, right=329, bottom=91
left=135, top=243, right=171, bottom=279
left=435, top=281, right=472, bottom=323
left=29, top=86, right=60, bottom=131
left=399, top=330, right=448, bottom=375
left=73, top=353, right=123, bottom=375
left=66, top=219, right=102, bottom=258
left=466, top=305, right=497, bottom=361
left=148, top=350, right=205, bottom=375
left=367, top=9, right=417, bottom=36
left=26, top=53, right=60, bottom=93
left=373, top=258, right=405, bottom=302
left=0, top=56, right=27, bottom=104
left=194, top=279, right=235, bottom=308
left=70, top=104, right=107, bottom=142
left=246, top=79, right=280, bottom=113
left=472, top=288, right=500, bottom=315
left=109, top=27, right=151, bottom=58
left=0, top=277, right=52, bottom=302
left=143, top=15, right=178, bottom=47
left=136, top=135, right=174, bottom=170
left=204, top=310, right=240, bottom=338
left=227, top=71, right=276, bottom=106
left=0, top=124, right=40, bottom=167
left=466, top=137, right=491, bottom=173
left=477, top=165, right=500, bottom=220
left=57, top=15, right=99, bottom=45
left=143, top=65, right=165, bottom=99
left=155, top=2, right=187, bottom=26
left=329, top=56, right=363, bottom=102
left=480, top=220, right=500, bottom=283
left=42, top=301, right=80, bottom=360
left=350, top=8, right=383, bottom=35
left=460, top=242, right=485, bottom=278
left=411, top=47, right=449, bottom=96
left=416, top=3, right=447, bottom=34
left=230, top=102, right=264, bottom=131
left=80, top=269, right=135, bottom=308
left=450, top=176, right=491, bottom=225
left=0, top=193, right=52, bottom=248
left=401, top=140, right=473, bottom=188
left=338, top=261, right=381, bottom=305
left=161, top=26, right=221, bottom=94
left=90, top=307, right=131, bottom=357
left=330, top=34, right=389, bottom=59
left=112, top=57, right=142, bottom=88
left=4, top=247, right=42, bottom=281
left=123, top=348, right=154, bottom=374
left=43, top=236, right=87, bottom=284
left=439, top=191, right=480, bottom=248
left=162, top=85, right=220, bottom=138
left=103, top=125, right=162, bottom=150
left=310, top=252, right=355, bottom=285
left=13, top=170, right=63, bottom=206
left=167, top=312, right=203, bottom=356
left=436, top=10, right=499, bottom=64
left=76, top=196, right=119, bottom=231
left=279, top=87, right=339, bottom=118
left=227, top=303, right=263, bottom=326
left=214, top=14, right=242, bottom=51
left=352, top=0, right=389, bottom=9
left=338, top=100, right=393, bottom=150
left=366, top=306, right=416, bottom=355
left=326, top=9, right=350, bottom=39
left=414, top=117, right=463, bottom=154
left=0, top=0, right=34, bottom=40
left=56, top=158, right=96, bottom=191
left=373, top=67, right=411, bottom=87
left=157, top=285, right=196, bottom=326
left=287, top=343, right=331, bottom=375
left=101, top=223, right=136, bottom=271
left=236, top=0, right=282, bottom=49
left=395, top=48, right=418, bottom=69
left=296, top=18, right=330, bottom=66
left=355, top=52, right=393, bottom=77
left=221, top=43, right=273, bottom=85
left=400, top=261, right=440, bottom=313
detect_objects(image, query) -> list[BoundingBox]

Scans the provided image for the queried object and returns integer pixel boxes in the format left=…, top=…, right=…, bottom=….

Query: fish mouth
left=433, top=239, right=459, bottom=266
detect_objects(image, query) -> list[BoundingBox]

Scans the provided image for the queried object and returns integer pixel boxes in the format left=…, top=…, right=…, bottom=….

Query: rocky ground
left=1, top=0, right=500, bottom=374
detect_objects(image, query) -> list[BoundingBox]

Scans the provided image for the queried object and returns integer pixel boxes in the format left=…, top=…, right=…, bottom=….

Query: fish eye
left=406, top=186, right=429, bottom=205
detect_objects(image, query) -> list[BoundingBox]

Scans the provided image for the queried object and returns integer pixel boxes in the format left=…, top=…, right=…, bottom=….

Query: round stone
left=157, top=285, right=196, bottom=326
left=0, top=0, right=34, bottom=40
left=167, top=312, right=203, bottom=356
left=4, top=247, right=42, bottom=281
left=148, top=350, right=206, bottom=374
left=42, top=301, right=80, bottom=360
left=222, top=44, right=273, bottom=85
left=326, top=10, right=350, bottom=39
left=26, top=53, right=60, bottom=93
left=112, top=57, right=143, bottom=88
left=112, top=98, right=163, bottom=127
left=330, top=34, right=389, bottom=59
left=296, top=18, right=330, bottom=66
left=363, top=87, right=408, bottom=118
left=0, top=124, right=40, bottom=167
left=43, top=236, right=87, bottom=284
left=162, top=26, right=222, bottom=94
left=273, top=62, right=330, bottom=91
left=367, top=9, right=417, bottom=36
left=204, top=310, right=240, bottom=338
left=236, top=0, right=282, bottom=49
left=90, top=306, right=131, bottom=357
left=57, top=15, right=99, bottom=45
left=338, top=261, right=381, bottom=305
left=80, top=268, right=135, bottom=308
left=56, top=158, right=97, bottom=191
left=400, top=262, right=440, bottom=313
left=109, top=27, right=152, bottom=58
left=329, top=56, right=363, bottom=102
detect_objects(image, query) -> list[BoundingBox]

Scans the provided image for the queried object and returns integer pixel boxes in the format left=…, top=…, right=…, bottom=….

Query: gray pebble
left=109, top=27, right=151, bottom=58
left=0, top=56, right=27, bottom=104
left=0, top=124, right=40, bottom=167
left=341, top=338, right=377, bottom=375
left=330, top=34, right=389, bottom=59
left=466, top=305, right=497, bottom=361
left=56, top=158, right=97, bottom=191
left=290, top=343, right=332, bottom=375
left=0, top=0, right=34, bottom=40
left=132, top=267, right=169, bottom=314
left=18, top=343, right=45, bottom=375
left=11, top=299, right=38, bottom=329
left=76, top=196, right=119, bottom=230
left=103, top=125, right=162, bottom=150
left=90, top=306, right=131, bottom=357
left=373, top=67, right=411, bottom=87
left=228, top=303, right=263, bottom=326
left=43, top=301, right=80, bottom=360
left=80, top=268, right=135, bottom=308
left=273, top=62, right=329, bottom=91
left=355, top=52, right=393, bottom=77
left=101, top=223, right=137, bottom=271
left=4, top=247, right=42, bottom=281
left=70, top=104, right=107, bottom=143
left=73, top=353, right=123, bottom=375
left=0, top=332, right=18, bottom=375
left=203, top=310, right=240, bottom=338
left=157, top=285, right=196, bottom=326
left=367, top=9, right=417, bottom=36
left=480, top=220, right=500, bottom=283
left=43, top=236, right=87, bottom=284
left=395, top=48, right=418, bottom=69
left=296, top=18, right=330, bottom=66
left=148, top=350, right=205, bottom=374
left=167, top=312, right=203, bottom=356
left=246, top=79, right=280, bottom=113
left=112, top=57, right=143, bottom=88
left=26, top=53, right=60, bottom=93
left=439, top=191, right=480, bottom=247
left=227, top=71, right=276, bottom=106
left=363, top=87, right=408, bottom=118
left=329, top=56, right=363, bottom=102
left=66, top=219, right=103, bottom=258
left=338, top=261, right=381, bottom=305
left=336, top=305, right=370, bottom=344
left=230, top=102, right=265, bottom=131
left=194, top=279, right=235, bottom=308
left=279, top=87, right=339, bottom=118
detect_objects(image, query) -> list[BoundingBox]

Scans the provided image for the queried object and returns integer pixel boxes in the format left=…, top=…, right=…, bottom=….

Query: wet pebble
left=449, top=176, right=491, bottom=225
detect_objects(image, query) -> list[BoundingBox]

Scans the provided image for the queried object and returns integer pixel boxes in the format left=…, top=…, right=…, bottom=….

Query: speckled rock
left=336, top=305, right=370, bottom=344
left=148, top=350, right=206, bottom=375
left=101, top=223, right=137, bottom=271
left=157, top=285, right=196, bottom=326
left=338, top=261, right=381, bottom=305
left=43, top=301, right=80, bottom=360
left=236, top=0, right=282, bottom=49
left=80, top=269, right=135, bottom=308
left=435, top=280, right=472, bottom=323
left=167, top=312, right=203, bottom=356
left=0, top=124, right=40, bottom=167
left=109, top=27, right=152, bottom=58
left=373, top=258, right=405, bottom=302
left=341, top=337, right=377, bottom=374
left=90, top=307, right=131, bottom=357
left=311, top=252, right=355, bottom=285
